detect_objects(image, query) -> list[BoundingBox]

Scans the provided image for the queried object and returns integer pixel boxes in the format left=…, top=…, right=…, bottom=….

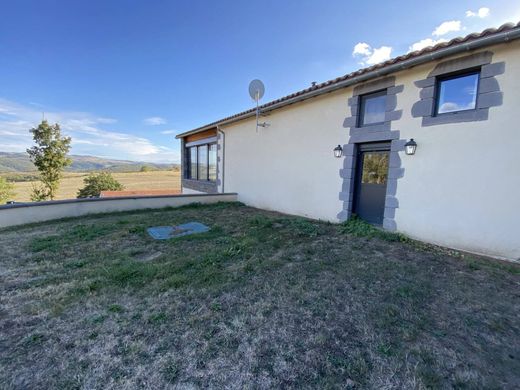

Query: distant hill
left=0, top=152, right=178, bottom=173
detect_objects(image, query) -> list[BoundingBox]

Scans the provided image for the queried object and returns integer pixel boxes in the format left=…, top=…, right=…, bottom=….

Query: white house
left=176, top=22, right=520, bottom=261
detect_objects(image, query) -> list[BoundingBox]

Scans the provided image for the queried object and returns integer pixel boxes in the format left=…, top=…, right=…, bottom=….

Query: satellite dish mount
left=248, top=79, right=270, bottom=132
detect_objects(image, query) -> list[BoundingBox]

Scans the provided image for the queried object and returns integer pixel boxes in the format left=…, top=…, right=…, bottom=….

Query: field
left=3, top=170, right=181, bottom=202
left=0, top=202, right=518, bottom=388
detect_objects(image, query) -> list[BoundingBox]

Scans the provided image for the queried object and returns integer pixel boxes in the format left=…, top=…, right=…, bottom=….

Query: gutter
left=176, top=25, right=520, bottom=139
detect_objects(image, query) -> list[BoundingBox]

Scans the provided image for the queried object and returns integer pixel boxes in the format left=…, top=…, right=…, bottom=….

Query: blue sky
left=0, top=1, right=518, bottom=163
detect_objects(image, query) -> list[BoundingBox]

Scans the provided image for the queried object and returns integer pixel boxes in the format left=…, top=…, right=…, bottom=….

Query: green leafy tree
left=140, top=165, right=153, bottom=172
left=27, top=120, right=72, bottom=201
left=77, top=172, right=124, bottom=198
left=0, top=177, right=15, bottom=204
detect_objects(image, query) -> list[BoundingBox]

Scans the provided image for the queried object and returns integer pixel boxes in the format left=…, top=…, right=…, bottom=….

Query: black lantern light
left=333, top=144, right=343, bottom=158
left=405, top=138, right=417, bottom=155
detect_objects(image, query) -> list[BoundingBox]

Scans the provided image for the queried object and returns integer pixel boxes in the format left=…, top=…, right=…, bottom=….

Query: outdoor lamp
left=405, top=139, right=417, bottom=155
left=333, top=144, right=343, bottom=158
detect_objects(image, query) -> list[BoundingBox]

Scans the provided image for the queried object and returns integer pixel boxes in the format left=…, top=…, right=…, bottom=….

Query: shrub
left=77, top=172, right=124, bottom=198
left=140, top=165, right=153, bottom=172
left=0, top=177, right=15, bottom=204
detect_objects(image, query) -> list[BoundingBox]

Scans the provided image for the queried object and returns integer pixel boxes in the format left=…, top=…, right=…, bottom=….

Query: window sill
left=434, top=108, right=477, bottom=117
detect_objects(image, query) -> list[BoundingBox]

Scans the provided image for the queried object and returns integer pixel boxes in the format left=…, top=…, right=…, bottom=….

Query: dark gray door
left=353, top=143, right=390, bottom=225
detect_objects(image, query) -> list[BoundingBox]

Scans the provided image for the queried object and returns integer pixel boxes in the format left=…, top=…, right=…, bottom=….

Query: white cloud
left=0, top=98, right=179, bottom=163
left=365, top=46, right=392, bottom=65
left=96, top=117, right=117, bottom=124
left=352, top=42, right=371, bottom=56
left=161, top=129, right=179, bottom=135
left=466, top=7, right=490, bottom=18
left=408, top=38, right=448, bottom=52
left=143, top=116, right=167, bottom=126
left=438, top=101, right=475, bottom=113
left=352, top=43, right=392, bottom=65
left=432, top=20, right=462, bottom=36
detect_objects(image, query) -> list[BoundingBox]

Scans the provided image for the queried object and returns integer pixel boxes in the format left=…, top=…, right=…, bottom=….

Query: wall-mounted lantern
left=333, top=145, right=343, bottom=158
left=405, top=139, right=417, bottom=155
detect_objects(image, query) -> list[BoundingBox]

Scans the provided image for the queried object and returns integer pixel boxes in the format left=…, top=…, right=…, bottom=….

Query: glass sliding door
left=185, top=142, right=217, bottom=182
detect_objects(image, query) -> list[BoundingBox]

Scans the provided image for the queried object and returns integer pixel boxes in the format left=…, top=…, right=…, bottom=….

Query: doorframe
left=337, top=75, right=406, bottom=231
left=352, top=142, right=391, bottom=223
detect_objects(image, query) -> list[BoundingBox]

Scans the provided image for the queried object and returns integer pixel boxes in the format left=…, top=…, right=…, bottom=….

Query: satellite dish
left=248, top=79, right=269, bottom=132
left=248, top=79, right=265, bottom=101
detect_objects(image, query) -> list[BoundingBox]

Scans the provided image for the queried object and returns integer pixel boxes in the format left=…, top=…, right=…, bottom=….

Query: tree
left=77, top=172, right=124, bottom=198
left=0, top=177, right=15, bottom=204
left=27, top=120, right=72, bottom=201
left=140, top=165, right=153, bottom=172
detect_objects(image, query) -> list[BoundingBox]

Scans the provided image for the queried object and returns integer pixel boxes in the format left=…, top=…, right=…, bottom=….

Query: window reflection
left=436, top=72, right=479, bottom=114
left=360, top=91, right=387, bottom=126
left=189, top=147, right=197, bottom=179
left=361, top=152, right=388, bottom=184
left=198, top=145, right=208, bottom=181
left=209, top=144, right=217, bottom=181
left=187, top=143, right=217, bottom=181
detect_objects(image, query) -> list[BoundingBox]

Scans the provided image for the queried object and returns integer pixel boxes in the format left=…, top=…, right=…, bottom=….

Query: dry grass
left=6, top=170, right=181, bottom=202
left=0, top=203, right=518, bottom=389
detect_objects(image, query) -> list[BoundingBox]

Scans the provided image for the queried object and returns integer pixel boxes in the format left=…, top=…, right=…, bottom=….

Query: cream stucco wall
left=221, top=91, right=347, bottom=221
left=393, top=41, right=520, bottom=260
left=213, top=41, right=519, bottom=259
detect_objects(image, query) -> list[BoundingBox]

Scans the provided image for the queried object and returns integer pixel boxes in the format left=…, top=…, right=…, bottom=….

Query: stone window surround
left=338, top=75, right=405, bottom=231
left=412, top=50, right=504, bottom=126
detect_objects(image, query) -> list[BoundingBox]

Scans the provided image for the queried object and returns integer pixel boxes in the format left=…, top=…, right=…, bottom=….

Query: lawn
left=0, top=202, right=518, bottom=389
left=3, top=170, right=181, bottom=202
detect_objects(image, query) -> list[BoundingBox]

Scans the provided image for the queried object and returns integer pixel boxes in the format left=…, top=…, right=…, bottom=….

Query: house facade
left=176, top=23, right=520, bottom=260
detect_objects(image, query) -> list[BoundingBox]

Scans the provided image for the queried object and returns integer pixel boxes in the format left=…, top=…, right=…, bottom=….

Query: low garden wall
left=0, top=193, right=238, bottom=229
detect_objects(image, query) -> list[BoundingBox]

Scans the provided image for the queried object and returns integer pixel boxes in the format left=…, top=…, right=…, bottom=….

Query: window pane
left=360, top=91, right=387, bottom=126
left=437, top=73, right=479, bottom=114
left=209, top=144, right=217, bottom=181
left=198, top=145, right=208, bottom=180
left=189, top=147, right=197, bottom=179
left=361, top=152, right=388, bottom=184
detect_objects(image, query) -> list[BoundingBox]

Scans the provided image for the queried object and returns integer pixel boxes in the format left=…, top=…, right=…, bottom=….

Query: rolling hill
left=0, top=152, right=177, bottom=173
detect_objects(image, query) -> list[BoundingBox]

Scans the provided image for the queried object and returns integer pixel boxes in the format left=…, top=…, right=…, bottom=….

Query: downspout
left=180, top=138, right=185, bottom=193
left=217, top=126, right=225, bottom=193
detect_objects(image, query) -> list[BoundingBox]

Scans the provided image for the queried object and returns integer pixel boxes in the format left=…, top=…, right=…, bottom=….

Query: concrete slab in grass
left=147, top=222, right=210, bottom=240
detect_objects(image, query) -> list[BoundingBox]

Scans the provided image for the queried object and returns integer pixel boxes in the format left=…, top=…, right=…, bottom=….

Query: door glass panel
left=361, top=152, right=388, bottom=184
left=189, top=147, right=197, bottom=179
left=208, top=144, right=217, bottom=181
left=198, top=145, right=208, bottom=180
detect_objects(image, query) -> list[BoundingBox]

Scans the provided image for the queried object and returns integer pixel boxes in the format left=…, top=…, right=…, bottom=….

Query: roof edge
left=176, top=21, right=520, bottom=139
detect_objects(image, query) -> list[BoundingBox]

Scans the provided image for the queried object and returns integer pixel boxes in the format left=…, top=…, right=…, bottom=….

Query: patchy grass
left=340, top=215, right=409, bottom=242
left=0, top=202, right=519, bottom=388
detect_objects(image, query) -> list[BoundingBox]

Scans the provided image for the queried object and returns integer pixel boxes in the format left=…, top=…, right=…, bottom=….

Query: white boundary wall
left=0, top=193, right=237, bottom=229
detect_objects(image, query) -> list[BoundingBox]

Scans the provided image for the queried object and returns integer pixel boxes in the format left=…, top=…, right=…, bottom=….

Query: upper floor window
left=435, top=71, right=479, bottom=115
left=359, top=90, right=387, bottom=126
